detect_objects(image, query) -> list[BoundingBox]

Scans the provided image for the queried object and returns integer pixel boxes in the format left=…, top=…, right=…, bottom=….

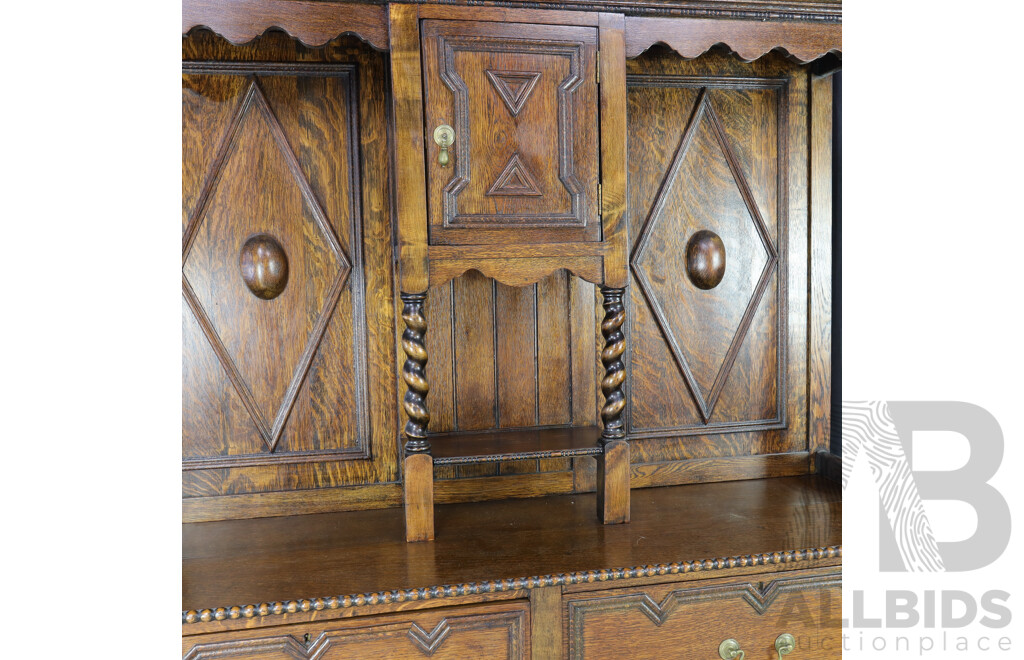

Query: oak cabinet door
left=181, top=60, right=389, bottom=480
left=625, top=51, right=810, bottom=456
left=422, top=19, right=600, bottom=246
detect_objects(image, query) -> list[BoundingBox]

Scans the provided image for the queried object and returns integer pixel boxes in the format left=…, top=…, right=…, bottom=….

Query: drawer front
left=183, top=601, right=529, bottom=659
left=422, top=19, right=600, bottom=246
left=565, top=571, right=840, bottom=659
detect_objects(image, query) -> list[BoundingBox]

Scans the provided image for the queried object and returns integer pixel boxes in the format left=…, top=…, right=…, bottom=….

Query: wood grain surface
left=184, top=476, right=840, bottom=616
left=431, top=426, right=603, bottom=463
left=624, top=16, right=841, bottom=62
left=809, top=72, right=833, bottom=467
left=390, top=3, right=430, bottom=292
left=183, top=0, right=388, bottom=50
left=622, top=48, right=809, bottom=469
left=566, top=569, right=841, bottom=658
left=183, top=600, right=529, bottom=658
left=182, top=32, right=398, bottom=500
left=183, top=30, right=833, bottom=520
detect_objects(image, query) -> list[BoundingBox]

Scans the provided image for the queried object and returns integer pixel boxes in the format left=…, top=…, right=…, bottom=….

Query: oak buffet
left=182, top=0, right=842, bottom=656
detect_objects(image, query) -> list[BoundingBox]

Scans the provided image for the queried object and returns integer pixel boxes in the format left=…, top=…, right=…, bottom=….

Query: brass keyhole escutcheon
left=239, top=233, right=289, bottom=300
left=433, top=124, right=455, bottom=167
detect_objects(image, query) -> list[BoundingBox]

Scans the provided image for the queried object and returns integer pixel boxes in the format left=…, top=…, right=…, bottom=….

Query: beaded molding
left=183, top=544, right=841, bottom=624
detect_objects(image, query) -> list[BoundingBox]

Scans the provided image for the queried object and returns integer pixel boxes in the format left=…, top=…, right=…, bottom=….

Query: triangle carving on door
left=485, top=69, right=542, bottom=117
left=486, top=153, right=542, bottom=196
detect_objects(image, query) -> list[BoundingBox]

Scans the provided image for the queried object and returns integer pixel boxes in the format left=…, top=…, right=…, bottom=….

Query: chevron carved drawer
left=182, top=601, right=528, bottom=659
left=564, top=569, right=841, bottom=660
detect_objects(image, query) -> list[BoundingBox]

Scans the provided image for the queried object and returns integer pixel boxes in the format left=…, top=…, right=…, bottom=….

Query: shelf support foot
left=404, top=452, right=434, bottom=542
left=597, top=439, right=630, bottom=524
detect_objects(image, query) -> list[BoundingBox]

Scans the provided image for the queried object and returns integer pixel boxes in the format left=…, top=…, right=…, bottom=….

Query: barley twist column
left=599, top=286, right=626, bottom=442
left=400, top=292, right=430, bottom=453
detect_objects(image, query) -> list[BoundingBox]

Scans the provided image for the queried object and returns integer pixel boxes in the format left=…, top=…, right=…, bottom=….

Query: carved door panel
left=625, top=51, right=809, bottom=458
left=181, top=51, right=396, bottom=492
left=421, top=19, right=600, bottom=246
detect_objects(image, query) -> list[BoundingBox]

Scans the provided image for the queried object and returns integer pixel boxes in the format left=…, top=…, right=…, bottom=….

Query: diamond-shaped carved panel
left=182, top=81, right=350, bottom=450
left=632, top=90, right=777, bottom=422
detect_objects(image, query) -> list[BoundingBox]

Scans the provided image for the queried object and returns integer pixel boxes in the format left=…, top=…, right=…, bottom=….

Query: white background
left=2, top=0, right=1022, bottom=656
left=844, top=0, right=1024, bottom=657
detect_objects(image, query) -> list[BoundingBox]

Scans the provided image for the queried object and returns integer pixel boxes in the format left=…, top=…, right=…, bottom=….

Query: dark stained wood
left=430, top=426, right=603, bottom=463
left=416, top=5, right=602, bottom=25
left=496, top=283, right=539, bottom=427
left=684, top=229, right=726, bottom=290
left=413, top=0, right=840, bottom=23
left=815, top=448, right=842, bottom=484
left=422, top=19, right=600, bottom=247
left=809, top=72, right=833, bottom=467
left=624, top=16, right=841, bottom=62
left=597, top=438, right=630, bottom=523
left=184, top=475, right=840, bottom=620
left=238, top=233, right=289, bottom=300
left=405, top=453, right=435, bottom=542
left=453, top=271, right=498, bottom=430
left=599, top=286, right=626, bottom=440
left=401, top=292, right=431, bottom=452
left=565, top=569, right=841, bottom=659
left=424, top=270, right=597, bottom=439
left=183, top=0, right=388, bottom=50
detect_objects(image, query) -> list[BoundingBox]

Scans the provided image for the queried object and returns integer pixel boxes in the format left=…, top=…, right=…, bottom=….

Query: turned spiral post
left=600, top=286, right=626, bottom=442
left=401, top=292, right=430, bottom=453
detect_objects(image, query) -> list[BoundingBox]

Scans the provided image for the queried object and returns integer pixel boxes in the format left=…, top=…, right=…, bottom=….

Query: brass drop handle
left=718, top=639, right=744, bottom=660
left=433, top=124, right=455, bottom=167
left=775, top=633, right=796, bottom=659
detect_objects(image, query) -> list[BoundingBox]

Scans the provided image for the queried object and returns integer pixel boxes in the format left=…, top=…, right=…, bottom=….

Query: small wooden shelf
left=429, top=426, right=604, bottom=465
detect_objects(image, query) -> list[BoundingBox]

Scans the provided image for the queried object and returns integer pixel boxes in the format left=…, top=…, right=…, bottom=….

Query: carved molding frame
left=625, top=73, right=789, bottom=438
left=437, top=35, right=587, bottom=229
left=181, top=61, right=373, bottom=470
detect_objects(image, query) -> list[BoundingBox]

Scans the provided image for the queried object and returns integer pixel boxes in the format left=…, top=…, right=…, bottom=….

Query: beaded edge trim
left=183, top=544, right=841, bottom=624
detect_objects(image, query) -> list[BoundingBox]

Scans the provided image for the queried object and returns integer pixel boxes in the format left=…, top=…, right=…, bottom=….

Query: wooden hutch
left=181, top=0, right=841, bottom=655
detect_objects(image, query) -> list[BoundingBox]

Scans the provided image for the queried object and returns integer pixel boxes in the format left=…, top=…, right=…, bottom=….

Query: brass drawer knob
left=719, top=634, right=794, bottom=660
left=775, top=633, right=796, bottom=659
left=718, top=639, right=744, bottom=660
left=433, top=124, right=455, bottom=167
